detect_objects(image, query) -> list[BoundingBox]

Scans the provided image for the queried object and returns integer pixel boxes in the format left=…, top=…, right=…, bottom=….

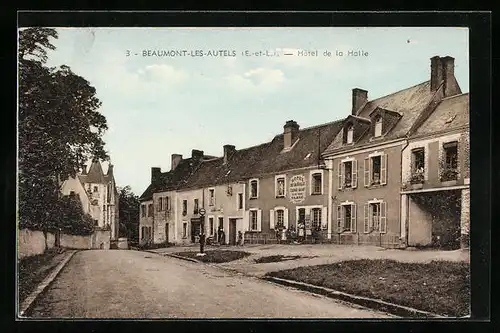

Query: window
left=157, top=197, right=163, bottom=212
left=141, top=204, right=146, bottom=218
left=441, top=141, right=458, bottom=181
left=94, top=219, right=99, bottom=226
left=337, top=204, right=356, bottom=232
left=182, top=200, right=187, bottom=216
left=374, top=116, right=382, bottom=137
left=347, top=125, right=354, bottom=144
left=250, top=210, right=258, bottom=230
left=298, top=208, right=306, bottom=224
left=93, top=186, right=98, bottom=192
left=363, top=201, right=386, bottom=233
left=312, top=173, right=322, bottom=194
left=238, top=193, right=243, bottom=210
left=338, top=160, right=358, bottom=190
left=209, top=217, right=214, bottom=236
left=364, top=153, right=387, bottom=186
left=218, top=217, right=224, bottom=228
left=209, top=189, right=215, bottom=206
left=276, top=176, right=285, bottom=197
left=275, top=209, right=284, bottom=228
left=311, top=208, right=322, bottom=230
left=411, top=148, right=425, bottom=184
left=148, top=204, right=153, bottom=217
left=371, top=156, right=381, bottom=185
left=194, top=199, right=199, bottom=214
left=183, top=223, right=187, bottom=238
left=165, top=197, right=170, bottom=211
left=249, top=179, right=259, bottom=199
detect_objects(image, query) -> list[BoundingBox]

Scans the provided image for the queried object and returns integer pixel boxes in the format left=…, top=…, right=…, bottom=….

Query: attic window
left=374, top=116, right=382, bottom=137
left=445, top=114, right=457, bottom=124
left=347, top=125, right=354, bottom=144
left=304, top=152, right=312, bottom=160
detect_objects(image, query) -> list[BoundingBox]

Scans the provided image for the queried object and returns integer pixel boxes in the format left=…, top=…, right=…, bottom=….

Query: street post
left=198, top=207, right=206, bottom=256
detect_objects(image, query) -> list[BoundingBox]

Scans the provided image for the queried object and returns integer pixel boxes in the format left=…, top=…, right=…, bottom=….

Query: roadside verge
left=18, top=250, right=77, bottom=317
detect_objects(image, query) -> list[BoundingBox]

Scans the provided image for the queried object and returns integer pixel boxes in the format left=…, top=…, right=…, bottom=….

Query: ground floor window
left=275, top=209, right=284, bottom=229
left=183, top=223, right=187, bottom=238
left=364, top=201, right=386, bottom=233
left=209, top=217, right=214, bottom=235
left=337, top=204, right=356, bottom=232
left=311, top=208, right=322, bottom=230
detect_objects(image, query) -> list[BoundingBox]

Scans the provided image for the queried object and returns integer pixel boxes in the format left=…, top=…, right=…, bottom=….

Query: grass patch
left=266, top=259, right=470, bottom=317
left=18, top=248, right=66, bottom=304
left=173, top=250, right=251, bottom=263
left=254, top=255, right=314, bottom=263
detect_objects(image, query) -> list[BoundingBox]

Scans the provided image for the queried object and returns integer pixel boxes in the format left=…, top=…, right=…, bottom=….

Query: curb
left=262, top=276, right=447, bottom=318
left=19, top=250, right=78, bottom=317
left=158, top=252, right=201, bottom=264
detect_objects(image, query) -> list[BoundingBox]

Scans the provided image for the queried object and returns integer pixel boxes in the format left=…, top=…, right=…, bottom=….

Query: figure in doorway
left=238, top=231, right=243, bottom=246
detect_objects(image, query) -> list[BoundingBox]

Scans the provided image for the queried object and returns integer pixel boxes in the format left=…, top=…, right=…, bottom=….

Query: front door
left=191, top=220, right=201, bottom=243
left=165, top=223, right=169, bottom=243
left=229, top=219, right=237, bottom=245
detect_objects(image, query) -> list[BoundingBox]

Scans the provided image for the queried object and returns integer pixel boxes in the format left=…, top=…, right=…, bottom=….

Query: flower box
left=411, top=183, right=423, bottom=190
left=410, top=172, right=424, bottom=185
left=440, top=168, right=458, bottom=182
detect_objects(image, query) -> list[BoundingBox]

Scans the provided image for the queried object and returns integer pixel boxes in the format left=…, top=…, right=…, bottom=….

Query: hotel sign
left=289, top=175, right=306, bottom=204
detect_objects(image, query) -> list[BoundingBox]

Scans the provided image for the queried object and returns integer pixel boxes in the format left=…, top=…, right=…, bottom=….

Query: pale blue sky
left=43, top=27, right=469, bottom=195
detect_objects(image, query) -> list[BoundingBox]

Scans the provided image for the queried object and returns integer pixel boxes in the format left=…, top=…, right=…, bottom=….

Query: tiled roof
left=323, top=81, right=436, bottom=155
left=84, top=160, right=106, bottom=183
left=177, top=120, right=344, bottom=191
left=413, top=93, right=469, bottom=136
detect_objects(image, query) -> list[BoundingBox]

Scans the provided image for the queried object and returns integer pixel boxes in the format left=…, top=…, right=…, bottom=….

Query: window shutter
left=381, top=154, right=387, bottom=185
left=284, top=208, right=289, bottom=229
left=257, top=209, right=262, bottom=231
left=336, top=205, right=342, bottom=232
left=321, top=206, right=327, bottom=230
left=337, top=161, right=342, bottom=190
left=243, top=210, right=250, bottom=231
left=351, top=203, right=357, bottom=233
left=380, top=201, right=387, bottom=233
left=269, top=209, right=275, bottom=230
left=364, top=157, right=370, bottom=187
left=364, top=203, right=370, bottom=233
left=352, top=159, right=358, bottom=188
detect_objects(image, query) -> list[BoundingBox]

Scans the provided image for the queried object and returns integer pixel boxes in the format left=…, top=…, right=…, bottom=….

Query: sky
left=41, top=27, right=469, bottom=195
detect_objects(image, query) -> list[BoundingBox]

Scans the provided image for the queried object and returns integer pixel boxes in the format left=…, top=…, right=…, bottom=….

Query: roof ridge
left=368, top=80, right=430, bottom=104
left=441, top=92, right=469, bottom=101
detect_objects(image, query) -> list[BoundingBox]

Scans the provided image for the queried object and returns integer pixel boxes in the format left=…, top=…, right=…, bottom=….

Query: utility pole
left=198, top=189, right=206, bottom=256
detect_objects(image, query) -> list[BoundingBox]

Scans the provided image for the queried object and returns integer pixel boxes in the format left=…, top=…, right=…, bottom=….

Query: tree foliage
left=118, top=186, right=140, bottom=241
left=18, top=27, right=108, bottom=234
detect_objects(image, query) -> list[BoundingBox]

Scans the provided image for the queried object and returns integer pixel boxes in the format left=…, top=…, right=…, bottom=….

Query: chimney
left=352, top=88, right=368, bottom=115
left=81, top=164, right=87, bottom=175
left=223, top=145, right=236, bottom=164
left=431, top=55, right=457, bottom=96
left=171, top=154, right=183, bottom=171
left=430, top=56, right=443, bottom=92
left=283, top=120, right=300, bottom=150
left=191, top=149, right=204, bottom=160
left=107, top=164, right=114, bottom=176
left=151, top=167, right=161, bottom=184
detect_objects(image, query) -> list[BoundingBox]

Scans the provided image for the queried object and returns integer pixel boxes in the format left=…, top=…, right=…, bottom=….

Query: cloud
left=225, top=67, right=285, bottom=93
left=243, top=67, right=285, bottom=86
left=139, top=64, right=190, bottom=84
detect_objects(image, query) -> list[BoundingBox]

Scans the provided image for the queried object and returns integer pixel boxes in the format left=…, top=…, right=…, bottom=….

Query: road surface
left=29, top=250, right=393, bottom=319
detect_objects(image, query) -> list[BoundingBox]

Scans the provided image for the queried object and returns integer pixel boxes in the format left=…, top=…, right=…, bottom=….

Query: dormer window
left=374, top=116, right=382, bottom=137
left=347, top=125, right=354, bottom=144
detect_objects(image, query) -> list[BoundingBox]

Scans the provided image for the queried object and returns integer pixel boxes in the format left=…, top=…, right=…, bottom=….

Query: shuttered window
left=364, top=201, right=387, bottom=233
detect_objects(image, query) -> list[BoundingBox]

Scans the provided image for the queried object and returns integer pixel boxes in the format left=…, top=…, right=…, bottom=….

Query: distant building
left=60, top=159, right=120, bottom=240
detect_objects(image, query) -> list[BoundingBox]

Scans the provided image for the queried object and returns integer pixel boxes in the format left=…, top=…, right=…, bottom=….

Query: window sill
left=249, top=197, right=258, bottom=200
left=311, top=192, right=323, bottom=196
left=366, top=183, right=385, bottom=189
left=275, top=195, right=285, bottom=199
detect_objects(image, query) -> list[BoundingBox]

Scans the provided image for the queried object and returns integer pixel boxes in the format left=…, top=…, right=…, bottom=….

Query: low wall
left=117, top=237, right=128, bottom=249
left=18, top=228, right=112, bottom=259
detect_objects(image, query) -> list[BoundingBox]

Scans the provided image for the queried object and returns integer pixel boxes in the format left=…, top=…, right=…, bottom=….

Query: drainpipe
left=401, top=137, right=410, bottom=247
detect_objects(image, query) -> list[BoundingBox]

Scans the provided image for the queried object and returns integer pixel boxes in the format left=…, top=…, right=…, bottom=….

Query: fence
left=330, top=232, right=402, bottom=248
left=18, top=228, right=112, bottom=259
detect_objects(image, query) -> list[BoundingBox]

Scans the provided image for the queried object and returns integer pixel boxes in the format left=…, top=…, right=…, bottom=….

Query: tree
left=118, top=186, right=140, bottom=242
left=18, top=27, right=108, bottom=233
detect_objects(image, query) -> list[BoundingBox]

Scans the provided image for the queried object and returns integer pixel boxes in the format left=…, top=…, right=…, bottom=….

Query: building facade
left=60, top=159, right=120, bottom=240
left=323, top=56, right=465, bottom=248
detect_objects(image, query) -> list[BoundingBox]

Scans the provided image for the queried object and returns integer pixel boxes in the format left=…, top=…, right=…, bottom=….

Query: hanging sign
left=289, top=175, right=307, bottom=204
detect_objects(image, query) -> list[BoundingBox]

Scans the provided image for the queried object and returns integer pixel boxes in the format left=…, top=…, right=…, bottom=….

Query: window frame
left=347, top=125, right=354, bottom=144
left=374, top=115, right=383, bottom=137
left=182, top=222, right=188, bottom=238
left=182, top=199, right=187, bottom=216
left=237, top=192, right=244, bottom=210
left=275, top=174, right=287, bottom=198
left=309, top=170, right=324, bottom=195
left=311, top=207, right=322, bottom=230
left=249, top=209, right=258, bottom=231
left=193, top=198, right=199, bottom=214
left=249, top=178, right=259, bottom=199
left=148, top=203, right=153, bottom=217
left=363, top=199, right=387, bottom=234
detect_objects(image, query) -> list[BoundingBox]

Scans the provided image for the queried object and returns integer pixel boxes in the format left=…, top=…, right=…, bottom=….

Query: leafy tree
left=118, top=186, right=140, bottom=242
left=18, top=27, right=108, bottom=234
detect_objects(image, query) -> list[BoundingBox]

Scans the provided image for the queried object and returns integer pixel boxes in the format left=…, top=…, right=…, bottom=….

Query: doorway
left=165, top=223, right=169, bottom=243
left=191, top=219, right=201, bottom=243
left=229, top=219, right=237, bottom=245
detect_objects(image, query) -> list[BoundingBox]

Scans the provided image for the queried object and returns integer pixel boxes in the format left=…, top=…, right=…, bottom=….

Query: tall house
left=60, top=159, right=120, bottom=240
left=322, top=56, right=464, bottom=248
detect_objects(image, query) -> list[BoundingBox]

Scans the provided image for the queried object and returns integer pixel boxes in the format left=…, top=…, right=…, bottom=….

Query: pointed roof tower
left=85, top=158, right=106, bottom=183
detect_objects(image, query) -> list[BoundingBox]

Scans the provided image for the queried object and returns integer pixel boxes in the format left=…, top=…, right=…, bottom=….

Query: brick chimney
left=107, top=164, right=114, bottom=176
left=223, top=145, right=236, bottom=164
left=171, top=154, right=183, bottom=171
left=191, top=149, right=204, bottom=160
left=352, top=88, right=368, bottom=115
left=283, top=120, right=300, bottom=150
left=431, top=56, right=457, bottom=96
left=151, top=167, right=161, bottom=184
